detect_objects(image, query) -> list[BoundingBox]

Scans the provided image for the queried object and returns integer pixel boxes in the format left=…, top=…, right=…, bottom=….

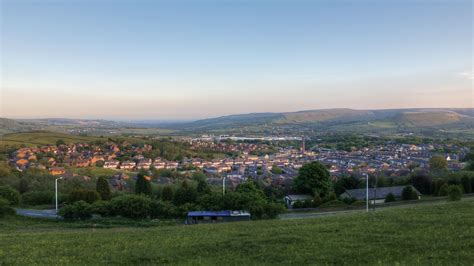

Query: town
left=9, top=135, right=468, bottom=192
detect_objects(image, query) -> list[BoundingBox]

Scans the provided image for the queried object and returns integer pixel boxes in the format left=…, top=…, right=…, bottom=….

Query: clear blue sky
left=1, top=0, right=472, bottom=119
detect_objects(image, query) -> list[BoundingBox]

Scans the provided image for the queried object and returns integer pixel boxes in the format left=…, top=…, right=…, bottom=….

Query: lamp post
left=363, top=173, right=369, bottom=212
left=222, top=176, right=226, bottom=196
left=55, top=177, right=63, bottom=213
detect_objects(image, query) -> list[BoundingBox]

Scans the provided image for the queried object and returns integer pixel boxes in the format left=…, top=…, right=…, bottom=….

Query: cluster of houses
left=8, top=140, right=467, bottom=190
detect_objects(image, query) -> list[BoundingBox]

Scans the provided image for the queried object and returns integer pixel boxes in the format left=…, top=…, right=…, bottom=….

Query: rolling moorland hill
left=1, top=108, right=473, bottom=137
left=162, top=108, right=474, bottom=131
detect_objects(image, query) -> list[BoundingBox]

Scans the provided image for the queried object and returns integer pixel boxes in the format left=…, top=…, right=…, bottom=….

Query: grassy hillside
left=166, top=108, right=474, bottom=134
left=1, top=200, right=473, bottom=264
left=394, top=111, right=466, bottom=127
left=0, top=131, right=105, bottom=151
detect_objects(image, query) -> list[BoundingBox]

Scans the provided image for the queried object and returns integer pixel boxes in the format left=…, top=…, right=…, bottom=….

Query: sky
left=1, top=0, right=473, bottom=120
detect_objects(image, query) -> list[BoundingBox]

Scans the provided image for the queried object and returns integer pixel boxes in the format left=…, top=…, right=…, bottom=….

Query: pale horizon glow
left=1, top=0, right=473, bottom=120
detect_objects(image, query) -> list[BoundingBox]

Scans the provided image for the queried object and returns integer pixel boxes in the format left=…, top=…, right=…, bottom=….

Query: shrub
left=447, top=185, right=462, bottom=201
left=410, top=174, right=432, bottom=195
left=312, top=195, right=323, bottom=207
left=173, top=181, right=197, bottom=206
left=0, top=197, right=15, bottom=217
left=351, top=200, right=366, bottom=206
left=341, top=197, right=356, bottom=205
left=150, top=200, right=178, bottom=219
left=438, top=184, right=449, bottom=197
left=96, top=177, right=111, bottom=200
left=135, top=174, right=152, bottom=196
left=323, top=192, right=337, bottom=203
left=161, top=186, right=174, bottom=201
left=90, top=200, right=113, bottom=217
left=21, top=191, right=54, bottom=206
left=384, top=193, right=396, bottom=203
left=0, top=186, right=21, bottom=205
left=472, top=177, right=474, bottom=192
left=292, top=200, right=304, bottom=209
left=401, top=186, right=418, bottom=200
left=176, top=203, right=202, bottom=218
left=59, top=201, right=92, bottom=220
left=68, top=189, right=101, bottom=204
left=262, top=202, right=285, bottom=219
left=110, top=194, right=152, bottom=219
left=460, top=176, right=472, bottom=194
left=320, top=200, right=347, bottom=209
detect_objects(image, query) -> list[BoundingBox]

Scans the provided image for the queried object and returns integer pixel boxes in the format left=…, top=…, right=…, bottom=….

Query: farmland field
left=0, top=131, right=105, bottom=147
left=1, top=199, right=473, bottom=264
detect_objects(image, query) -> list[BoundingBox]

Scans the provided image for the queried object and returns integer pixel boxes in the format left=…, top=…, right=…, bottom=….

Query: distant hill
left=161, top=108, right=474, bottom=133
left=2, top=108, right=473, bottom=137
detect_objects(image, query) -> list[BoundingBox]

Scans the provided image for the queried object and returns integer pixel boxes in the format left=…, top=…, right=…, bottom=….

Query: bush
left=262, top=202, right=285, bottom=219
left=59, top=201, right=93, bottom=220
left=460, top=176, right=472, bottom=194
left=96, top=177, right=111, bottom=200
left=385, top=193, right=396, bottom=203
left=401, top=186, right=419, bottom=200
left=150, top=200, right=178, bottom=219
left=312, top=195, right=323, bottom=207
left=351, top=200, right=366, bottom=206
left=110, top=194, right=152, bottom=219
left=320, top=200, right=347, bottom=209
left=90, top=200, right=113, bottom=217
left=21, top=191, right=54, bottom=206
left=438, top=184, right=449, bottom=197
left=0, top=186, right=21, bottom=205
left=323, top=192, right=337, bottom=203
left=0, top=197, right=15, bottom=217
left=68, top=189, right=101, bottom=204
left=447, top=185, right=462, bottom=201
left=341, top=197, right=356, bottom=205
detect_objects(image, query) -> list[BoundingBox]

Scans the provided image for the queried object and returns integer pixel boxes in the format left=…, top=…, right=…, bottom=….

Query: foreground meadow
left=1, top=200, right=473, bottom=265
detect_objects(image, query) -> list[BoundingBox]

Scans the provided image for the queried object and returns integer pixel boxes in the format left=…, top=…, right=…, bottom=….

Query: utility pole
left=363, top=173, right=369, bottom=212
left=55, top=176, right=63, bottom=213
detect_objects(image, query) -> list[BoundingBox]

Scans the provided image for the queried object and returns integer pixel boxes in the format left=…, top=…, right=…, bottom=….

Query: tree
left=56, top=139, right=66, bottom=146
left=429, top=156, right=448, bottom=172
left=0, top=185, right=21, bottom=205
left=447, top=185, right=462, bottom=201
left=96, top=176, right=111, bottom=200
left=135, top=174, right=152, bottom=196
left=438, top=184, right=449, bottom=196
left=293, top=161, right=332, bottom=197
left=410, top=173, right=432, bottom=195
left=401, top=186, right=418, bottom=200
left=334, top=175, right=359, bottom=195
left=271, top=165, right=283, bottom=174
left=460, top=175, right=472, bottom=194
left=385, top=193, right=396, bottom=203
left=173, top=181, right=197, bottom=206
left=18, top=178, right=29, bottom=194
left=196, top=179, right=210, bottom=194
left=161, top=186, right=174, bottom=201
left=68, top=189, right=101, bottom=204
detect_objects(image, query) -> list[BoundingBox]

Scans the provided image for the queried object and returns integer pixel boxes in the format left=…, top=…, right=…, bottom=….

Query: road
left=15, top=209, right=60, bottom=219
left=279, top=197, right=474, bottom=220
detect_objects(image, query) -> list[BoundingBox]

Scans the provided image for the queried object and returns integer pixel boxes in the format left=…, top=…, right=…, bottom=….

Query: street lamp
left=363, top=173, right=369, bottom=212
left=55, top=176, right=63, bottom=213
left=222, top=176, right=226, bottom=196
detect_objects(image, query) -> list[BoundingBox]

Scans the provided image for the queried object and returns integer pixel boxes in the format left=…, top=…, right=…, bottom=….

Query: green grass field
left=1, top=200, right=473, bottom=264
left=0, top=131, right=105, bottom=147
